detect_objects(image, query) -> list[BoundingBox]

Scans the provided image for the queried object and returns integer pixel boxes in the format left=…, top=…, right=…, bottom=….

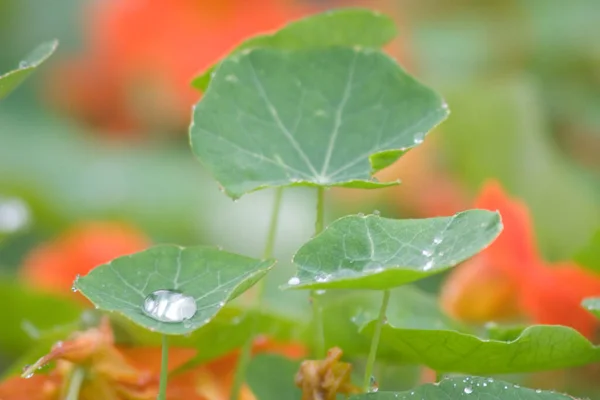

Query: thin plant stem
left=158, top=335, right=169, bottom=400
left=363, top=289, right=391, bottom=392
left=64, top=367, right=85, bottom=400
left=311, top=187, right=326, bottom=357
left=436, top=370, right=444, bottom=382
left=230, top=188, right=284, bottom=400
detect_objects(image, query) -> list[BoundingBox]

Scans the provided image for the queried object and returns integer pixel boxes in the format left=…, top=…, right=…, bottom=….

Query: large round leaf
left=284, top=210, right=501, bottom=290
left=0, top=40, right=57, bottom=100
left=349, top=376, right=575, bottom=399
left=192, top=8, right=397, bottom=91
left=190, top=47, right=448, bottom=199
left=74, top=245, right=274, bottom=335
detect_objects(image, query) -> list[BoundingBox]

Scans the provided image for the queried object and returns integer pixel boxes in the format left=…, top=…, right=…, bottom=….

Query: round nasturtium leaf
left=284, top=210, right=502, bottom=290
left=74, top=245, right=275, bottom=335
left=190, top=46, right=448, bottom=199
left=0, top=40, right=58, bottom=100
left=360, top=319, right=600, bottom=374
left=349, top=376, right=575, bottom=399
left=192, top=8, right=398, bottom=91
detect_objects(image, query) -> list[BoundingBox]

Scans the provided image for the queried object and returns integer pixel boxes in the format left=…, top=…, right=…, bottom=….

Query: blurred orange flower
left=21, top=222, right=150, bottom=294
left=0, top=318, right=305, bottom=400
left=440, top=180, right=600, bottom=338
left=47, top=0, right=315, bottom=136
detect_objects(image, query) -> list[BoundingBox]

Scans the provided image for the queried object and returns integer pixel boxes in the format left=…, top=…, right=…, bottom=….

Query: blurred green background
left=0, top=0, right=599, bottom=395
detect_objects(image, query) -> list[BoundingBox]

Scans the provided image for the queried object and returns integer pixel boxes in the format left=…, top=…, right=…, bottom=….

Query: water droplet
left=421, top=249, right=433, bottom=257
left=357, top=212, right=365, bottom=217
left=413, top=132, right=426, bottom=145
left=19, top=61, right=29, bottom=68
left=142, top=289, right=197, bottom=323
left=463, top=386, right=473, bottom=394
left=71, top=285, right=78, bottom=293
left=23, top=371, right=33, bottom=379
left=535, top=389, right=542, bottom=393
left=423, top=260, right=434, bottom=271
left=287, top=276, right=300, bottom=286
left=368, top=376, right=379, bottom=392
left=0, top=196, right=30, bottom=233
left=315, top=273, right=331, bottom=283
left=514, top=385, right=520, bottom=388
left=373, top=209, right=380, bottom=216
left=315, top=290, right=326, bottom=295
left=218, top=301, right=225, bottom=307
left=433, top=237, right=442, bottom=245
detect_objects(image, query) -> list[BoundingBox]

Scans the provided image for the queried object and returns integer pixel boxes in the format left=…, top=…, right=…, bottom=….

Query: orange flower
left=21, top=222, right=150, bottom=294
left=2, top=318, right=305, bottom=400
left=46, top=0, right=316, bottom=136
left=440, top=180, right=600, bottom=338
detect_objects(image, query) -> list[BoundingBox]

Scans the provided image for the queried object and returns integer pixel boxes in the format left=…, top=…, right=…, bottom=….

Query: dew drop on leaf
left=368, top=376, right=379, bottom=392
left=19, top=61, right=29, bottom=68
left=288, top=276, right=300, bottom=286
left=142, top=289, right=197, bottom=323
left=423, top=260, right=434, bottom=271
left=464, top=386, right=473, bottom=394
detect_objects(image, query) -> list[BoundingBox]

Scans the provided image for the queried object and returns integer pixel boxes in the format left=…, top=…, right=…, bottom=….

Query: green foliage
left=360, top=321, right=600, bottom=374
left=191, top=8, right=397, bottom=91
left=286, top=211, right=501, bottom=290
left=0, top=279, right=82, bottom=357
left=190, top=46, right=448, bottom=199
left=0, top=40, right=57, bottom=100
left=246, top=354, right=302, bottom=400
left=74, top=245, right=274, bottom=335
left=575, top=230, right=600, bottom=273
left=349, top=376, right=575, bottom=399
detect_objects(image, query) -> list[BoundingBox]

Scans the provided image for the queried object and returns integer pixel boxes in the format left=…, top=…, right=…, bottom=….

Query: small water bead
left=463, top=386, right=473, bottom=394
left=423, top=260, right=434, bottom=271
left=421, top=249, right=433, bottom=257
left=142, top=289, right=197, bottom=323
left=433, top=237, right=443, bottom=245
left=19, top=61, right=29, bottom=68
left=368, top=376, right=379, bottom=393
left=287, top=276, right=300, bottom=286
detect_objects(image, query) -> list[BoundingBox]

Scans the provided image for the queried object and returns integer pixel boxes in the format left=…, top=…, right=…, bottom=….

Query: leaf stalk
left=363, top=289, right=390, bottom=392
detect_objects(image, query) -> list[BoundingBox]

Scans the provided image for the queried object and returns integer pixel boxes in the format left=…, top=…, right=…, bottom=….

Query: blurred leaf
left=0, top=40, right=57, bottom=100
left=192, top=8, right=397, bottom=91
left=575, top=230, right=600, bottom=273
left=349, top=376, right=575, bottom=399
left=74, top=245, right=274, bottom=335
left=246, top=354, right=302, bottom=400
left=0, top=113, right=210, bottom=242
left=361, top=321, right=600, bottom=374
left=581, top=297, right=600, bottom=319
left=0, top=279, right=82, bottom=356
left=116, top=304, right=306, bottom=365
left=317, top=286, right=462, bottom=359
left=190, top=47, right=448, bottom=199
left=285, top=211, right=501, bottom=290
left=440, top=79, right=600, bottom=260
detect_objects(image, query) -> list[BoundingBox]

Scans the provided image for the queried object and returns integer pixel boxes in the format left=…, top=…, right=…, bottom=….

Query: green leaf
left=316, top=287, right=463, bottom=359
left=190, top=47, right=448, bottom=199
left=361, top=321, right=600, bottom=374
left=74, top=245, right=274, bottom=335
left=191, top=8, right=397, bottom=91
left=284, top=210, right=501, bottom=290
left=0, top=40, right=58, bottom=100
left=575, top=230, right=600, bottom=274
left=349, top=376, right=575, bottom=399
left=246, top=354, right=302, bottom=400
left=581, top=297, right=600, bottom=319
left=0, top=279, right=83, bottom=357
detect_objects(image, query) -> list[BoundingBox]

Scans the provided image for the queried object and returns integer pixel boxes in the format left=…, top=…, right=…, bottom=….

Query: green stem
left=311, top=187, right=326, bottom=357
left=363, top=289, right=391, bottom=392
left=230, top=188, right=284, bottom=400
left=158, top=335, right=169, bottom=400
left=435, top=370, right=444, bottom=382
left=64, top=367, right=85, bottom=400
